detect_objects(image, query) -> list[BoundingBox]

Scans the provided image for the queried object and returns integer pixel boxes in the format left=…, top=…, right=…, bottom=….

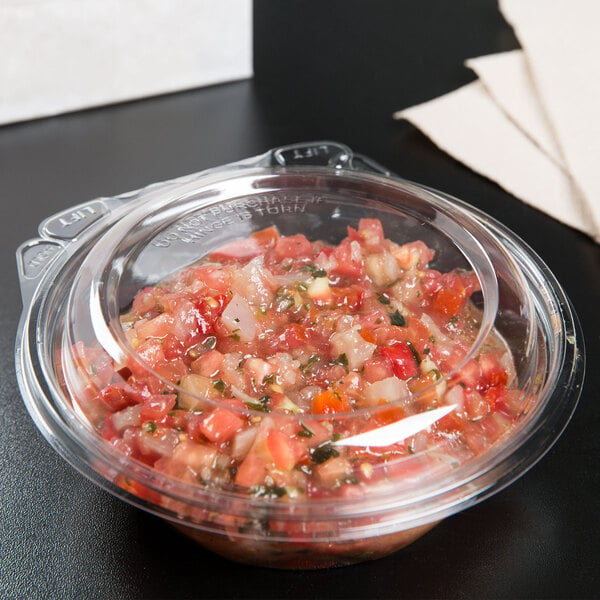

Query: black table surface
left=2, top=2, right=599, bottom=599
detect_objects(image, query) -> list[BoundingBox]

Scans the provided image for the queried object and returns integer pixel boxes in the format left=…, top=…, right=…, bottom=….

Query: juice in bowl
left=16, top=142, right=584, bottom=568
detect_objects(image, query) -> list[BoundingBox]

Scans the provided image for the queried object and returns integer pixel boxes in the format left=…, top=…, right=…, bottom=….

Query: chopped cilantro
left=302, top=263, right=327, bottom=278
left=228, top=332, right=241, bottom=341
left=258, top=395, right=271, bottom=405
left=245, top=401, right=271, bottom=413
left=202, top=336, right=217, bottom=350
left=430, top=369, right=442, bottom=380
left=274, top=287, right=295, bottom=310
left=330, top=353, right=348, bottom=367
left=389, top=310, right=406, bottom=327
left=251, top=485, right=287, bottom=498
left=377, top=294, right=391, bottom=305
left=213, top=379, right=226, bottom=393
left=406, top=341, right=421, bottom=364
left=142, top=421, right=157, bottom=434
left=300, top=354, right=319, bottom=373
left=297, top=422, right=315, bottom=438
left=262, top=373, right=276, bottom=385
left=310, top=444, right=340, bottom=464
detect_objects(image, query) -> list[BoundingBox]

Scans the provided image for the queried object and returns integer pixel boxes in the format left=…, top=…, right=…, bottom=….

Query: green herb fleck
left=406, top=341, right=421, bottom=364
left=377, top=294, right=391, bottom=305
left=251, top=485, right=287, bottom=498
left=302, top=263, right=327, bottom=278
left=295, top=281, right=308, bottom=292
left=448, top=315, right=460, bottom=325
left=245, top=401, right=271, bottom=413
left=422, top=348, right=430, bottom=355
left=300, top=354, right=319, bottom=373
left=213, top=379, right=226, bottom=393
left=310, top=444, right=340, bottom=464
left=202, top=335, right=217, bottom=350
left=389, top=310, right=406, bottom=327
left=429, top=369, right=442, bottom=380
left=258, top=395, right=271, bottom=406
left=262, top=373, right=276, bottom=385
left=297, top=422, right=315, bottom=438
left=228, top=333, right=241, bottom=341
left=330, top=353, right=348, bottom=367
left=143, top=421, right=157, bottom=434
left=274, top=287, right=295, bottom=311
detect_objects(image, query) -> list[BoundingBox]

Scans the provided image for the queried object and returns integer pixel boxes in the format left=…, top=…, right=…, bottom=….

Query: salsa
left=72, top=218, right=525, bottom=564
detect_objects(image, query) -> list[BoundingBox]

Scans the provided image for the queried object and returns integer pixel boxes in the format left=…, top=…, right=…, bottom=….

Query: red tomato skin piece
left=380, top=343, right=419, bottom=380
left=200, top=408, right=246, bottom=443
left=140, top=394, right=177, bottom=422
left=274, top=234, right=313, bottom=260
left=98, top=384, right=138, bottom=412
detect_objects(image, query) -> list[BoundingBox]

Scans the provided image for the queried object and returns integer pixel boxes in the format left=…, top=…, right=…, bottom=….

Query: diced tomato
left=436, top=410, right=466, bottom=433
left=251, top=226, right=280, bottom=248
left=274, top=234, right=313, bottom=260
left=208, top=237, right=262, bottom=261
left=98, top=384, right=137, bottom=412
left=408, top=371, right=441, bottom=408
left=277, top=323, right=308, bottom=350
left=392, top=241, right=435, bottom=270
left=135, top=339, right=166, bottom=370
left=190, top=265, right=231, bottom=294
left=136, top=313, right=174, bottom=340
left=266, top=430, right=298, bottom=471
left=380, top=343, right=418, bottom=380
left=431, top=272, right=466, bottom=317
left=483, top=384, right=507, bottom=410
left=373, top=400, right=406, bottom=426
left=479, top=354, right=508, bottom=388
left=199, top=407, right=245, bottom=443
left=132, top=287, right=159, bottom=315
left=312, top=389, right=351, bottom=414
left=315, top=456, right=352, bottom=486
left=140, top=394, right=177, bottom=422
left=116, top=474, right=160, bottom=503
left=332, top=285, right=364, bottom=310
left=358, top=218, right=385, bottom=251
left=362, top=357, right=394, bottom=383
left=331, top=241, right=365, bottom=279
left=235, top=449, right=267, bottom=487
left=161, top=334, right=185, bottom=360
left=452, top=359, right=482, bottom=390
left=373, top=317, right=430, bottom=354
left=190, top=349, right=224, bottom=377
left=359, top=327, right=376, bottom=344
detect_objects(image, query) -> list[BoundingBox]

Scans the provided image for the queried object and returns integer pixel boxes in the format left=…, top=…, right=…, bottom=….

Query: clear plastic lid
left=16, top=142, right=584, bottom=567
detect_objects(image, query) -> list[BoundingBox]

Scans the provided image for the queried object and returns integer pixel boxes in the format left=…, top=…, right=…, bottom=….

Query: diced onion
left=331, top=328, right=376, bottom=370
left=365, top=376, right=410, bottom=405
left=220, top=294, right=257, bottom=341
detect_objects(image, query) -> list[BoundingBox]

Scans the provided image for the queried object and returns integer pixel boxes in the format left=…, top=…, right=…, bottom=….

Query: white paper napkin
left=465, top=50, right=564, bottom=168
left=0, top=0, right=253, bottom=125
left=394, top=82, right=592, bottom=237
left=500, top=0, right=600, bottom=240
left=394, top=1, right=600, bottom=242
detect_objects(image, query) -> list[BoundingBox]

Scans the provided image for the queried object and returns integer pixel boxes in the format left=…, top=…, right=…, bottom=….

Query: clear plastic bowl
left=16, top=142, right=584, bottom=569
